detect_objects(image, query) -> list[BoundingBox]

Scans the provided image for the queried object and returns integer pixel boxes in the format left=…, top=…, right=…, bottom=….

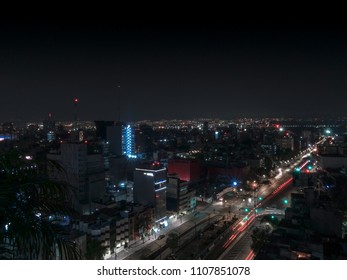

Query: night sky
left=1, top=21, right=347, bottom=123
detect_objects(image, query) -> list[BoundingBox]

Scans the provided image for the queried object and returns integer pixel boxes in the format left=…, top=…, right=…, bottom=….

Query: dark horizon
left=1, top=21, right=347, bottom=123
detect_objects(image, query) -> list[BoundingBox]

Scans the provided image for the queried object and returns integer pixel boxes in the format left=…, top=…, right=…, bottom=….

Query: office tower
left=136, top=124, right=154, bottom=158
left=43, top=113, right=56, bottom=133
left=133, top=162, right=167, bottom=224
left=122, top=124, right=136, bottom=158
left=47, top=131, right=55, bottom=142
left=107, top=124, right=122, bottom=155
left=166, top=176, right=196, bottom=215
left=94, top=120, right=115, bottom=141
left=43, top=113, right=56, bottom=142
left=107, top=123, right=136, bottom=158
left=47, top=142, right=106, bottom=214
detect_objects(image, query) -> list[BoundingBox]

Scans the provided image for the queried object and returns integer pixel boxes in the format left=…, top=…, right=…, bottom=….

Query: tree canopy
left=0, top=151, right=81, bottom=259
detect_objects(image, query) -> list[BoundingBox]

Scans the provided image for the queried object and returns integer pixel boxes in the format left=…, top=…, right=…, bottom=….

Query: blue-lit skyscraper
left=107, top=123, right=136, bottom=158
left=122, top=125, right=136, bottom=158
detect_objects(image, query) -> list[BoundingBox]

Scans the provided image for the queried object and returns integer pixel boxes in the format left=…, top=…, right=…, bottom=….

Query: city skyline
left=1, top=21, right=347, bottom=122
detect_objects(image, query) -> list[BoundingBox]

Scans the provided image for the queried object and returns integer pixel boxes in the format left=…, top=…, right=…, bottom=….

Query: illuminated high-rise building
left=122, top=124, right=136, bottom=158
left=43, top=113, right=56, bottom=133
left=133, top=162, right=167, bottom=224
left=47, top=131, right=55, bottom=142
left=107, top=123, right=136, bottom=158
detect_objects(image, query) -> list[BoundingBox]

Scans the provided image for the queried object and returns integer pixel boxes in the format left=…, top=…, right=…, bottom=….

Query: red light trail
left=222, top=160, right=310, bottom=256
left=245, top=250, right=255, bottom=260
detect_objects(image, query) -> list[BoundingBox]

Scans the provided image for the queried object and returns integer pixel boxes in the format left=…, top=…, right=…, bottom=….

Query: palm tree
left=0, top=150, right=81, bottom=259
left=85, top=238, right=106, bottom=260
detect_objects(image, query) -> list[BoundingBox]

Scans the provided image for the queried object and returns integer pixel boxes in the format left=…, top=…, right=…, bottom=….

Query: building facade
left=107, top=123, right=136, bottom=158
left=47, top=142, right=106, bottom=214
left=133, top=162, right=167, bottom=224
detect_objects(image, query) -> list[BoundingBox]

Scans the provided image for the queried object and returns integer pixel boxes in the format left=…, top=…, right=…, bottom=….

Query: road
left=219, top=184, right=295, bottom=260
left=214, top=158, right=312, bottom=260
left=203, top=152, right=312, bottom=260
left=112, top=145, right=318, bottom=260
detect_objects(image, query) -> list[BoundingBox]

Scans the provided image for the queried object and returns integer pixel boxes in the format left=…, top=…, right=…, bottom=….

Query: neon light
left=155, top=179, right=167, bottom=185
left=155, top=186, right=167, bottom=192
left=136, top=168, right=166, bottom=172
left=155, top=216, right=167, bottom=223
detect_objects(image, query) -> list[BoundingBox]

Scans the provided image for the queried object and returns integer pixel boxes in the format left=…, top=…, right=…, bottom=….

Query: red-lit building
left=168, top=159, right=200, bottom=182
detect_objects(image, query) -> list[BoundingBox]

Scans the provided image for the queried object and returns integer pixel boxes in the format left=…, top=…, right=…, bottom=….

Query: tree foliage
left=0, top=151, right=81, bottom=259
left=166, top=232, right=179, bottom=251
left=251, top=227, right=268, bottom=253
left=85, top=239, right=106, bottom=260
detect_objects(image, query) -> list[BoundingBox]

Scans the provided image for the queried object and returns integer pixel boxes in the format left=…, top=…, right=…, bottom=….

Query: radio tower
left=117, top=85, right=121, bottom=123
left=74, top=98, right=79, bottom=130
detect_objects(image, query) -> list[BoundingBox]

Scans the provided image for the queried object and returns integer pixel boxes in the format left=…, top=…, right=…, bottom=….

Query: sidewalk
left=107, top=209, right=203, bottom=260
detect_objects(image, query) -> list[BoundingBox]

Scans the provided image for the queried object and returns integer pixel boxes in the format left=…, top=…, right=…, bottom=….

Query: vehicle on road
left=157, top=234, right=166, bottom=240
